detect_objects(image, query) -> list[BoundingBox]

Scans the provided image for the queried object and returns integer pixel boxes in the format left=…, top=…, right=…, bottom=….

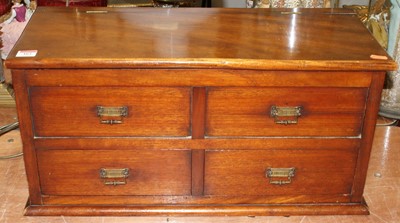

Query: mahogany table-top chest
left=5, top=7, right=397, bottom=216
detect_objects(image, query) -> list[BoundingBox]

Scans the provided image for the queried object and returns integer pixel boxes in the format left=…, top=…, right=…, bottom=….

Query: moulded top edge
left=5, top=58, right=398, bottom=71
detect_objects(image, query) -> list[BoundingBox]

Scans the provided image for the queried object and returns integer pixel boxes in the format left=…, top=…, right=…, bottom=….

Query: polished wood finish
left=5, top=7, right=397, bottom=216
left=5, top=8, right=396, bottom=71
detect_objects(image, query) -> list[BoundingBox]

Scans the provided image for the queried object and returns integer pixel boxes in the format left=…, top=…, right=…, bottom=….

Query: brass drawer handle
left=97, top=106, right=128, bottom=125
left=99, top=168, right=129, bottom=186
left=270, top=106, right=302, bottom=125
left=265, top=167, right=296, bottom=185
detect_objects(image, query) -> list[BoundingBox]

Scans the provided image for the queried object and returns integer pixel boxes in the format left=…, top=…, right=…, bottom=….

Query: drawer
left=204, top=148, right=357, bottom=196
left=29, top=87, right=190, bottom=137
left=206, top=87, right=367, bottom=137
left=36, top=149, right=191, bottom=196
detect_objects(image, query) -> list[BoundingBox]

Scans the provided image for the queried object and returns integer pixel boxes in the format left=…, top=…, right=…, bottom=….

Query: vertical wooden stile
left=351, top=72, right=386, bottom=202
left=191, top=87, right=206, bottom=196
left=12, top=70, right=43, bottom=204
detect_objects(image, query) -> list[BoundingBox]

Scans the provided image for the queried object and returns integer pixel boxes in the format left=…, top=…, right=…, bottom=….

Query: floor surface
left=0, top=107, right=399, bottom=223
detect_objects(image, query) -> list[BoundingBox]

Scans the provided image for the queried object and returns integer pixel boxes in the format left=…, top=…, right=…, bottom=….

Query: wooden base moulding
left=25, top=203, right=369, bottom=216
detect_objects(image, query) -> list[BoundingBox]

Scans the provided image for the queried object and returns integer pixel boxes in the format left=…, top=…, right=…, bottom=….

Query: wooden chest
left=5, top=7, right=397, bottom=216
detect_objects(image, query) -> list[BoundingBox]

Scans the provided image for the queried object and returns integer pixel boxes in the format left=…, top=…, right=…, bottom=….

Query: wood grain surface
left=5, top=7, right=397, bottom=70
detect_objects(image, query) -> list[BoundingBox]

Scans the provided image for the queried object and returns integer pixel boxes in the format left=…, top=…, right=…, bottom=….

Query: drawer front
left=204, top=148, right=357, bottom=196
left=30, top=87, right=190, bottom=137
left=206, top=87, right=367, bottom=137
left=36, top=149, right=191, bottom=196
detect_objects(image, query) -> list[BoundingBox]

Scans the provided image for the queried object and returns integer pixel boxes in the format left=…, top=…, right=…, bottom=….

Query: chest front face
left=6, top=7, right=396, bottom=216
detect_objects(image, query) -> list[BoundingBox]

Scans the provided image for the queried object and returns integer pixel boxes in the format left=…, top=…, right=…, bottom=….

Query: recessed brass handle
left=270, top=106, right=302, bottom=125
left=265, top=167, right=296, bottom=185
left=99, top=168, right=129, bottom=186
left=97, top=106, right=128, bottom=125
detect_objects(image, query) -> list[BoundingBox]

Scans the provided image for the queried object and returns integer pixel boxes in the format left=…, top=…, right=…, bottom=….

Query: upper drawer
left=36, top=149, right=191, bottom=196
left=206, top=87, right=367, bottom=137
left=29, top=87, right=190, bottom=137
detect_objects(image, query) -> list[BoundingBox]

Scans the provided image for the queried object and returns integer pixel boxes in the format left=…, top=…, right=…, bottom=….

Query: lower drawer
left=36, top=149, right=191, bottom=196
left=204, top=149, right=357, bottom=196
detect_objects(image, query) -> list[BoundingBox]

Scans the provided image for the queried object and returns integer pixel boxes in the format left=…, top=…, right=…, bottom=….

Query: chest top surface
left=5, top=7, right=397, bottom=70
